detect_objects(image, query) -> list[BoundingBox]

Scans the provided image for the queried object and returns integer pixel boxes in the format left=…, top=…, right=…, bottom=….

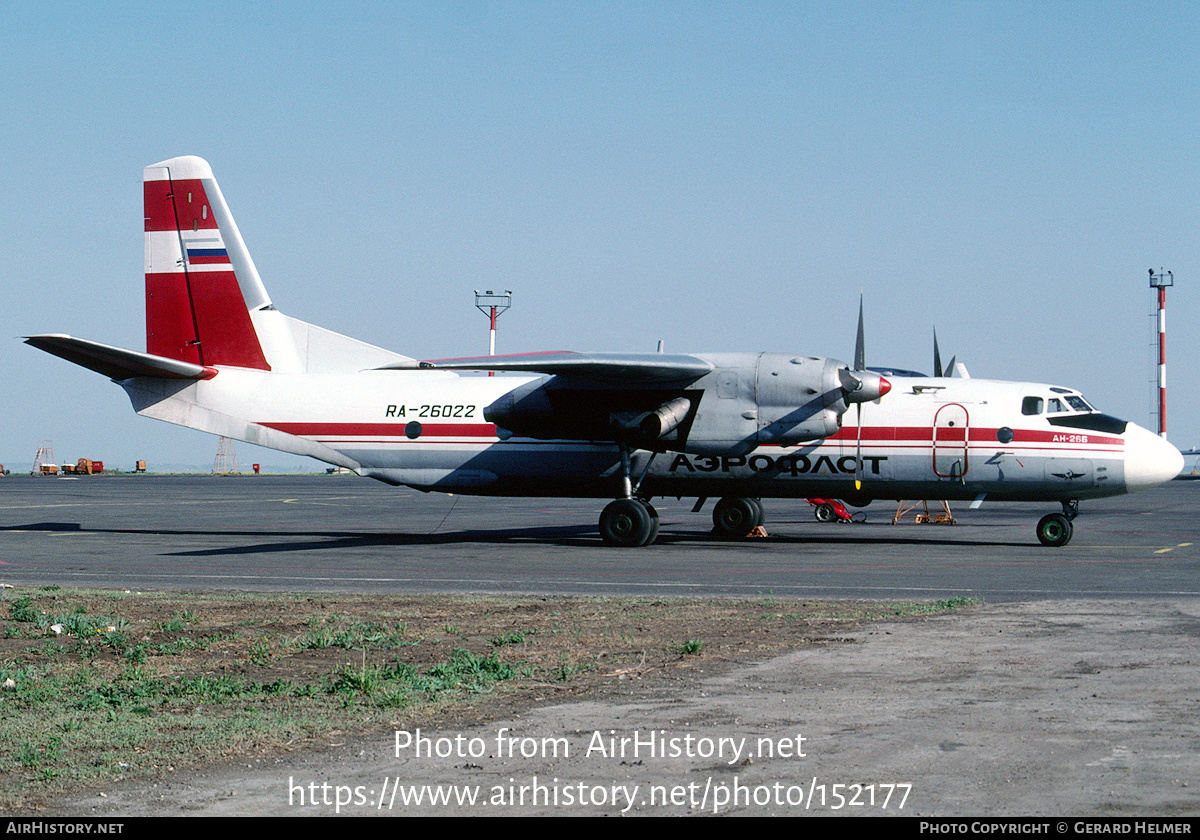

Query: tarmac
left=3, top=475, right=1196, bottom=816
left=2, top=475, right=1198, bottom=600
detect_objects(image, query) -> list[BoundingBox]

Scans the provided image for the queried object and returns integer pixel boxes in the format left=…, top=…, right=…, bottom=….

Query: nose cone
left=1124, top=423, right=1184, bottom=493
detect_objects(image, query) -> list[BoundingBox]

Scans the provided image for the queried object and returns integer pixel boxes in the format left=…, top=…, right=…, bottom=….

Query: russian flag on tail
left=185, top=245, right=232, bottom=266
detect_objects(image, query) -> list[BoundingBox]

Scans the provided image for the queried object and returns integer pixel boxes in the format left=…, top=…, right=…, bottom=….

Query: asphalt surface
left=0, top=474, right=1196, bottom=600
left=5, top=475, right=1199, bottom=816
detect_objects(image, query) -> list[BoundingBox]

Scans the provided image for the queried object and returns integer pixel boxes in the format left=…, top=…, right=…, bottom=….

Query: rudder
left=144, top=156, right=271, bottom=370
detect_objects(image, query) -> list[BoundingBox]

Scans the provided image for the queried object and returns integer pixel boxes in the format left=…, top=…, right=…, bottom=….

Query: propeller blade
left=933, top=327, right=943, bottom=378
left=855, top=402, right=864, bottom=490
left=838, top=367, right=863, bottom=393
left=854, top=296, right=866, bottom=371
left=841, top=297, right=891, bottom=407
left=946, top=355, right=957, bottom=377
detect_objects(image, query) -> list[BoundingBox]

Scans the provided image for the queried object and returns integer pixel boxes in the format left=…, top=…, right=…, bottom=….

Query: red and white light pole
left=1149, top=269, right=1173, bottom=439
left=474, top=290, right=512, bottom=375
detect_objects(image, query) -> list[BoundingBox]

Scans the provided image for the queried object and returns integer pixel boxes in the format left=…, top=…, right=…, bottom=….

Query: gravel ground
left=51, top=598, right=1200, bottom=817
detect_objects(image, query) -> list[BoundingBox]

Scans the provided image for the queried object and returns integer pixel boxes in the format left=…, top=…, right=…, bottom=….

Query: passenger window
left=1022, top=397, right=1043, bottom=415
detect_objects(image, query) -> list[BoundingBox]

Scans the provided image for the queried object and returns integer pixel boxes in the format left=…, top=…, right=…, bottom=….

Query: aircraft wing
left=377, top=351, right=715, bottom=384
left=25, top=335, right=217, bottom=381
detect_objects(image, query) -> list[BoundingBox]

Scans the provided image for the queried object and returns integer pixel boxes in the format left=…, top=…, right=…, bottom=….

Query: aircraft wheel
left=747, top=497, right=764, bottom=527
left=600, top=499, right=655, bottom=547
left=814, top=503, right=837, bottom=523
left=643, top=503, right=660, bottom=546
left=712, top=497, right=759, bottom=537
left=1036, top=513, right=1074, bottom=547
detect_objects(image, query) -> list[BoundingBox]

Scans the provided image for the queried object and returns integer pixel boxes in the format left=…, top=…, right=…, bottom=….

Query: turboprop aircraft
left=26, top=156, right=1184, bottom=547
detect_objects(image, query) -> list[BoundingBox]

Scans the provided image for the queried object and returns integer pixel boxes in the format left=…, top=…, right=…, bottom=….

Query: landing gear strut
left=1036, top=500, right=1079, bottom=548
left=598, top=445, right=660, bottom=547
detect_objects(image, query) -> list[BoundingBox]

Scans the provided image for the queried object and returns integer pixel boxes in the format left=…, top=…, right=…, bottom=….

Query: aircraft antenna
left=474, top=290, right=512, bottom=376
left=1149, top=269, right=1173, bottom=439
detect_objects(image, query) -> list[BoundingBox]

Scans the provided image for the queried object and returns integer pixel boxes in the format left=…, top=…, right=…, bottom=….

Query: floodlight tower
left=475, top=290, right=512, bottom=375
left=1149, top=269, right=1173, bottom=439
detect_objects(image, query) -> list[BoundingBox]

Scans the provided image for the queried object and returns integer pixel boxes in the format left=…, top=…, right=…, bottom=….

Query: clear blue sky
left=4, top=1, right=1198, bottom=470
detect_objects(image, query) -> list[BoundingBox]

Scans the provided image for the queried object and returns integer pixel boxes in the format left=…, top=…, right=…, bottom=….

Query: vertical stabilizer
left=144, top=156, right=271, bottom=369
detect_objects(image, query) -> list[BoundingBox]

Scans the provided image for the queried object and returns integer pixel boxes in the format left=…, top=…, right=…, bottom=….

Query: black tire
left=814, top=503, right=837, bottom=522
left=1036, top=513, right=1073, bottom=547
left=642, top=503, right=660, bottom=546
left=747, top=497, right=764, bottom=528
left=600, top=499, right=654, bottom=547
left=712, top=497, right=759, bottom=537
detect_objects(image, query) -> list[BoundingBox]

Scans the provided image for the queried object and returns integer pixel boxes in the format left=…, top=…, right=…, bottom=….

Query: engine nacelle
left=484, top=352, right=889, bottom=454
left=485, top=380, right=697, bottom=446
left=753, top=356, right=853, bottom=445
left=484, top=379, right=559, bottom=439
left=635, top=397, right=692, bottom=440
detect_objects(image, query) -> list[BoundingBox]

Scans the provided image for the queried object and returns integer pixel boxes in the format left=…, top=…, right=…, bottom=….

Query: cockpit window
left=1025, top=393, right=1097, bottom=417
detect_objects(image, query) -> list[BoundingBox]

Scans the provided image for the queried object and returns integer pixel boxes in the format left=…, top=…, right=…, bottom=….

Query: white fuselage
left=122, top=367, right=1182, bottom=503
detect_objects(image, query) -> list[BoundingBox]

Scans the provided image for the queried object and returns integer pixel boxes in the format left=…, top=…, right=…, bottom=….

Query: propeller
left=854, top=299, right=867, bottom=490
left=933, top=327, right=957, bottom=378
left=847, top=297, right=891, bottom=491
left=855, top=296, right=866, bottom=371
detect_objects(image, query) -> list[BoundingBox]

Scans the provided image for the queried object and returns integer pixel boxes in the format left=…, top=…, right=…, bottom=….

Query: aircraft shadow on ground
left=2, top=521, right=1034, bottom=555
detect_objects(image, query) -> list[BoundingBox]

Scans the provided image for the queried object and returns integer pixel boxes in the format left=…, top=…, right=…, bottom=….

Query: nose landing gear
left=1036, top=500, right=1079, bottom=547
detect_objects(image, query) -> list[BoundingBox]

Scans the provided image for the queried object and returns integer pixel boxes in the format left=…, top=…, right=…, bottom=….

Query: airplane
left=26, top=156, right=1184, bottom=548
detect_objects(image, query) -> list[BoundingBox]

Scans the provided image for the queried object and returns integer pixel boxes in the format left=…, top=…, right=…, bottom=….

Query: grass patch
left=0, top=588, right=976, bottom=812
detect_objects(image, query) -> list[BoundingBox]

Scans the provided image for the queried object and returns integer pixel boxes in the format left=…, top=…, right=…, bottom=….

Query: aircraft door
left=933, top=403, right=969, bottom=480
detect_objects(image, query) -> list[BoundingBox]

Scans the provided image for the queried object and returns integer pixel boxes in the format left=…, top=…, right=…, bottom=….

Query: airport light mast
left=1149, top=269, right=1173, bottom=439
left=475, top=290, right=512, bottom=376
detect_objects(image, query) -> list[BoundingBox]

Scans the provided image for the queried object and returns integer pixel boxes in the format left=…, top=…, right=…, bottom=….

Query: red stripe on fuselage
left=256, top=422, right=1122, bottom=456
left=260, top=422, right=498, bottom=438
left=827, top=425, right=1123, bottom=448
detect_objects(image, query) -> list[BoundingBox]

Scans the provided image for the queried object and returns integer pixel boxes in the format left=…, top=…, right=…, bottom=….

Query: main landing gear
left=1036, top=500, right=1079, bottom=547
left=599, top=498, right=660, bottom=547
left=711, top=496, right=764, bottom=537
left=598, top=445, right=661, bottom=547
left=597, top=495, right=766, bottom=546
left=597, top=444, right=768, bottom=546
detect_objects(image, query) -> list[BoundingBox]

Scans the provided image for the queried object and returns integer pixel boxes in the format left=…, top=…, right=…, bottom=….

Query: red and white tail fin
left=142, top=156, right=409, bottom=373
left=144, top=156, right=272, bottom=369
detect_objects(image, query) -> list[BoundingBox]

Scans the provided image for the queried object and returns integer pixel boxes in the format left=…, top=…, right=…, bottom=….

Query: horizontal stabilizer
left=25, top=335, right=217, bottom=381
left=377, top=351, right=715, bottom=383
